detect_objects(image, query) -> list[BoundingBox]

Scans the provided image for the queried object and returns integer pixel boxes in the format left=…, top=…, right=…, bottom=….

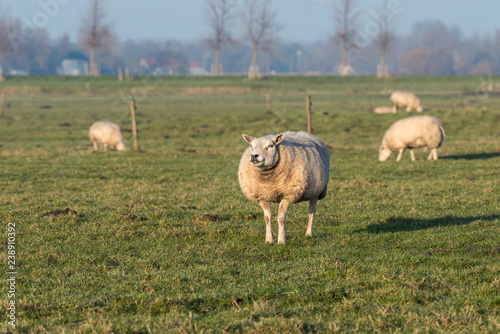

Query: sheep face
left=242, top=133, right=284, bottom=170
left=116, top=142, right=126, bottom=151
left=416, top=105, right=423, bottom=112
left=379, top=145, right=392, bottom=161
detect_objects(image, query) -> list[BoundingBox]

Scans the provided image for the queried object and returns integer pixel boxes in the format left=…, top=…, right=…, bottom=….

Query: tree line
left=0, top=0, right=499, bottom=77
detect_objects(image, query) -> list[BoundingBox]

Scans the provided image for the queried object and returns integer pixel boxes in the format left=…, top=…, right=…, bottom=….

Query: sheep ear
left=274, top=133, right=284, bottom=145
left=242, top=134, right=254, bottom=144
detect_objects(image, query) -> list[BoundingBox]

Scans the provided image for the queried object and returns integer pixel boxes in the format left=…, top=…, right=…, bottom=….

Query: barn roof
left=63, top=51, right=89, bottom=61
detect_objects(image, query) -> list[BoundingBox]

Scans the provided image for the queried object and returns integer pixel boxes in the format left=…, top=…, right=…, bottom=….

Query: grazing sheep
left=89, top=121, right=126, bottom=151
left=390, top=91, right=423, bottom=112
left=374, top=106, right=395, bottom=114
left=238, top=131, right=330, bottom=244
left=379, top=115, right=445, bottom=162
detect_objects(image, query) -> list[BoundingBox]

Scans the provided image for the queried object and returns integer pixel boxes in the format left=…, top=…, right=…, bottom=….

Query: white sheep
left=89, top=121, right=126, bottom=151
left=374, top=106, right=395, bottom=114
left=390, top=91, right=423, bottom=112
left=379, top=115, right=445, bottom=162
left=238, top=131, right=330, bottom=244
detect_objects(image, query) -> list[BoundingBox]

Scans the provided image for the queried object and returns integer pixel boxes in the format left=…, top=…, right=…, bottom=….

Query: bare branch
left=373, top=0, right=396, bottom=52
left=241, top=0, right=279, bottom=78
left=0, top=1, right=14, bottom=54
left=204, top=0, right=238, bottom=75
left=78, top=0, right=115, bottom=75
left=332, top=0, right=360, bottom=75
left=333, top=0, right=360, bottom=52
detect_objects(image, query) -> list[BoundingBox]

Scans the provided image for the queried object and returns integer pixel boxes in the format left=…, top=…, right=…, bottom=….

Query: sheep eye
left=265, top=145, right=273, bottom=151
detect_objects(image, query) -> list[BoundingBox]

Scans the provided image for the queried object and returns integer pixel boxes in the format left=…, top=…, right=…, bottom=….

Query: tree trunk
left=250, top=43, right=258, bottom=79
left=214, top=42, right=220, bottom=76
left=90, top=45, right=96, bottom=76
left=379, top=48, right=386, bottom=78
left=340, top=42, right=346, bottom=76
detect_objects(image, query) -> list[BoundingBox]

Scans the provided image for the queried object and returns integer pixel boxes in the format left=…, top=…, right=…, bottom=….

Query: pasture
left=0, top=75, right=499, bottom=333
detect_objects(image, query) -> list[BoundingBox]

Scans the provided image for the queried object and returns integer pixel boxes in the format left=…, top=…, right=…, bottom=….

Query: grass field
left=0, top=75, right=499, bottom=333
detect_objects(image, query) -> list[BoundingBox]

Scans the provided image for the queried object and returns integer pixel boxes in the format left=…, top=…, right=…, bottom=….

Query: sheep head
left=379, top=145, right=392, bottom=161
left=242, top=133, right=284, bottom=170
left=116, top=141, right=126, bottom=151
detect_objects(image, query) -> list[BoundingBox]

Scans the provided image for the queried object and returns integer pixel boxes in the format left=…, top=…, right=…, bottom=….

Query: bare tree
left=204, top=0, right=238, bottom=76
left=373, top=0, right=396, bottom=77
left=79, top=0, right=114, bottom=76
left=2, top=18, right=51, bottom=75
left=0, top=1, right=13, bottom=78
left=0, top=2, right=9, bottom=47
left=242, top=0, right=278, bottom=79
left=333, top=0, right=359, bottom=76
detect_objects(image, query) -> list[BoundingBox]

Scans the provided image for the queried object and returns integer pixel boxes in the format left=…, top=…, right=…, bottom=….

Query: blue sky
left=4, top=0, right=500, bottom=43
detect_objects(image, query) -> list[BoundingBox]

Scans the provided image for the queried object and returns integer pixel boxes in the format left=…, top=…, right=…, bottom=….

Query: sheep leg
left=427, top=148, right=438, bottom=160
left=306, top=199, right=317, bottom=238
left=277, top=200, right=290, bottom=244
left=392, top=105, right=397, bottom=113
left=396, top=149, right=404, bottom=161
left=92, top=141, right=98, bottom=151
left=409, top=149, right=415, bottom=161
left=259, top=201, right=273, bottom=244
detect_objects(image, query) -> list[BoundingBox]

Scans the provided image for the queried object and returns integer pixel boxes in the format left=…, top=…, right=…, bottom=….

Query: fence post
left=266, top=93, right=271, bottom=111
left=129, top=97, right=139, bottom=151
left=118, top=66, right=123, bottom=82
left=125, top=67, right=130, bottom=81
left=0, top=92, right=5, bottom=118
left=306, top=91, right=312, bottom=133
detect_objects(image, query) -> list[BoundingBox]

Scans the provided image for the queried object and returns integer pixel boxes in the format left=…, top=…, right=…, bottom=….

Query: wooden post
left=85, top=82, right=90, bottom=95
left=129, top=97, right=138, bottom=151
left=118, top=66, right=123, bottom=82
left=125, top=67, right=130, bottom=81
left=457, top=82, right=463, bottom=105
left=0, top=92, right=5, bottom=118
left=266, top=93, right=271, bottom=111
left=306, top=91, right=312, bottom=133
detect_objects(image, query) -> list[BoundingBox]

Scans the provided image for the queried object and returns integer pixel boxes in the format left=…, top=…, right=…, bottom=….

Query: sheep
left=379, top=115, right=445, bottom=162
left=390, top=91, right=423, bottom=112
left=88, top=121, right=126, bottom=151
left=238, top=131, right=330, bottom=244
left=374, top=106, right=395, bottom=114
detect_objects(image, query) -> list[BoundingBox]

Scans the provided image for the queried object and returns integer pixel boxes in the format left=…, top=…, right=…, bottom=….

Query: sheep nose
left=251, top=154, right=259, bottom=159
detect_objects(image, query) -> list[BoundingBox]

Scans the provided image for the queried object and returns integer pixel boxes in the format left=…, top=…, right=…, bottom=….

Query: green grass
left=0, top=76, right=499, bottom=333
left=2, top=74, right=499, bottom=96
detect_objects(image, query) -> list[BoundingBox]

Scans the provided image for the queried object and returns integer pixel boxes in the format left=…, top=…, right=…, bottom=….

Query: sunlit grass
left=0, top=76, right=499, bottom=333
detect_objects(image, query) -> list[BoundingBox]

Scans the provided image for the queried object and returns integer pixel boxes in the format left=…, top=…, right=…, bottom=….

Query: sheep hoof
left=305, top=233, right=312, bottom=238
left=277, top=239, right=286, bottom=245
left=265, top=239, right=274, bottom=245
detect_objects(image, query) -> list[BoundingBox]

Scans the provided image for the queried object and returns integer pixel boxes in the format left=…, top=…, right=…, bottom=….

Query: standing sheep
left=379, top=115, right=445, bottom=162
left=89, top=121, right=126, bottom=151
left=238, top=131, right=330, bottom=244
left=391, top=91, right=423, bottom=112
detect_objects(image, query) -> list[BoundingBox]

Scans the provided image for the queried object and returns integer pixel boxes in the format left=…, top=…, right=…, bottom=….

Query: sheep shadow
left=441, top=152, right=500, bottom=160
left=355, top=215, right=500, bottom=234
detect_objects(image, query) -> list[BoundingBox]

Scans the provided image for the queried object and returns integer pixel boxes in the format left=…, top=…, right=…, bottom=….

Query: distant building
left=189, top=62, right=209, bottom=76
left=59, top=51, right=89, bottom=76
left=8, top=69, right=27, bottom=76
